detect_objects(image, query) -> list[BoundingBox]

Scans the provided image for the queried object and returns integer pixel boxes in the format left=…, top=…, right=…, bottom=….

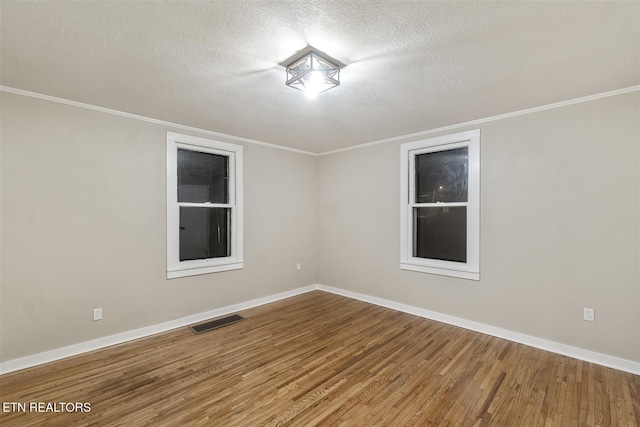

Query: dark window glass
left=413, top=206, right=466, bottom=263
left=415, top=147, right=468, bottom=203
left=179, top=207, right=230, bottom=261
left=177, top=149, right=229, bottom=203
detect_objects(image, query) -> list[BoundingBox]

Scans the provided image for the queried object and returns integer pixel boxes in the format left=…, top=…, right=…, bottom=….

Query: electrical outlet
left=583, top=308, right=594, bottom=322
left=296, top=263, right=301, bottom=271
left=93, top=307, right=103, bottom=321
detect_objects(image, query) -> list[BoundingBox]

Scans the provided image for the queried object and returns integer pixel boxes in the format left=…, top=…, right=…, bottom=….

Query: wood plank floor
left=1, top=291, right=639, bottom=426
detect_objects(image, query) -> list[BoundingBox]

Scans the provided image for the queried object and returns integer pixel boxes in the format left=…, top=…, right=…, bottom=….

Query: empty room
left=1, top=1, right=639, bottom=426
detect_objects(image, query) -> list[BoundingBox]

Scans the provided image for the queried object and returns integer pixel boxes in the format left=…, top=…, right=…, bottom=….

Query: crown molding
left=318, top=85, right=640, bottom=156
left=0, top=86, right=318, bottom=156
left=3, top=84, right=638, bottom=157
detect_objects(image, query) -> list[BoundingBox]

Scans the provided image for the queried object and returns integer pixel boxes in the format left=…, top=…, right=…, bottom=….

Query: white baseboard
left=0, top=285, right=317, bottom=375
left=316, top=284, right=640, bottom=375
left=2, top=284, right=638, bottom=376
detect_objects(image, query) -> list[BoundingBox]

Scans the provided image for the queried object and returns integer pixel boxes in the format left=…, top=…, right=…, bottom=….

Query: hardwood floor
left=1, top=291, right=639, bottom=426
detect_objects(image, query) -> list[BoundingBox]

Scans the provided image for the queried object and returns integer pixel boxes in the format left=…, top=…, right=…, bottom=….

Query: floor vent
left=189, top=314, right=244, bottom=334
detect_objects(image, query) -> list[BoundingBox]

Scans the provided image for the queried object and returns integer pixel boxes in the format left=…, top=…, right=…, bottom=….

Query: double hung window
left=166, top=132, right=243, bottom=278
left=400, top=130, right=480, bottom=280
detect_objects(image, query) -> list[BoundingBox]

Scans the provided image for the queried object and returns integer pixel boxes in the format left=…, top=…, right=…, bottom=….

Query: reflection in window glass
left=177, top=149, right=229, bottom=203
left=415, top=147, right=468, bottom=203
left=414, top=206, right=467, bottom=263
left=179, top=207, right=230, bottom=261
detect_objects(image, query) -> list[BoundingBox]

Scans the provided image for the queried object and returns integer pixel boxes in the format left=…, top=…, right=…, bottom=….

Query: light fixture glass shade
left=286, top=51, right=340, bottom=97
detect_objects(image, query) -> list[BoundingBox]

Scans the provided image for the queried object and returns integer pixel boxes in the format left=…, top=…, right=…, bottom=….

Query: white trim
left=400, top=263, right=480, bottom=280
left=0, top=86, right=317, bottom=156
left=0, top=286, right=318, bottom=375
left=2, top=85, right=637, bottom=158
left=319, top=85, right=640, bottom=156
left=316, top=285, right=640, bottom=375
left=166, top=132, right=244, bottom=278
left=167, top=262, right=243, bottom=279
left=401, top=130, right=480, bottom=280
left=2, top=285, right=638, bottom=375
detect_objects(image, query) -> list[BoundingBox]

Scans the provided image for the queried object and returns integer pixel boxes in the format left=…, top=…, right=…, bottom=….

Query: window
left=166, top=132, right=243, bottom=278
left=400, top=129, right=480, bottom=280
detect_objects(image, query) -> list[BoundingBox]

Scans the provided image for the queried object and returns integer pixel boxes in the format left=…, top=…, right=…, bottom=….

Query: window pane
left=179, top=207, right=230, bottom=261
left=415, top=147, right=468, bottom=203
left=178, top=149, right=229, bottom=203
left=414, top=206, right=466, bottom=263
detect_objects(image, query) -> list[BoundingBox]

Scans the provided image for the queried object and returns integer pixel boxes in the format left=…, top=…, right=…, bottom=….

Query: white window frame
left=400, top=129, right=480, bottom=280
left=166, top=132, right=243, bottom=279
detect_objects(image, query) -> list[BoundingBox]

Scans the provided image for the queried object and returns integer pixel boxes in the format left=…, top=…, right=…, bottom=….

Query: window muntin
left=401, top=130, right=480, bottom=280
left=167, top=132, right=243, bottom=278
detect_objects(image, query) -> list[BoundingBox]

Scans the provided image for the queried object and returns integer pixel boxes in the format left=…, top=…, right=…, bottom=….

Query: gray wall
left=0, top=92, right=317, bottom=361
left=2, top=89, right=639, bottom=365
left=317, top=92, right=640, bottom=361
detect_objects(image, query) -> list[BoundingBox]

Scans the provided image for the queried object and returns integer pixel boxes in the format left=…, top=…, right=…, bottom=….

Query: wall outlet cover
left=583, top=308, right=594, bottom=322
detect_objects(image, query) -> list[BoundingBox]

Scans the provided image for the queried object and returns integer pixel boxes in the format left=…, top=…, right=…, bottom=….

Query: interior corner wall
left=0, top=92, right=317, bottom=362
left=317, top=91, right=640, bottom=362
left=1, top=89, right=639, bottom=368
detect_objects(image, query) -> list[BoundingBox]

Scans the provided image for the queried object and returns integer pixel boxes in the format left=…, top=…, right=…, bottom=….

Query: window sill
left=400, top=263, right=479, bottom=281
left=167, top=262, right=243, bottom=279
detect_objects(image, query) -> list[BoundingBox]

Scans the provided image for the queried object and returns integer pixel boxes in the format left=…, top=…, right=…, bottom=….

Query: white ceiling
left=1, top=1, right=638, bottom=154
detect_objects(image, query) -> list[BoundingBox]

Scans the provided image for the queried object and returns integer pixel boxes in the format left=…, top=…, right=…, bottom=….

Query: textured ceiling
left=1, top=1, right=638, bottom=153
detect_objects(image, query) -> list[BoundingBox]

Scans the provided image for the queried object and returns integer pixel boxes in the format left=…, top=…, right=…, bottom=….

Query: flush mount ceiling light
left=285, top=47, right=342, bottom=99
